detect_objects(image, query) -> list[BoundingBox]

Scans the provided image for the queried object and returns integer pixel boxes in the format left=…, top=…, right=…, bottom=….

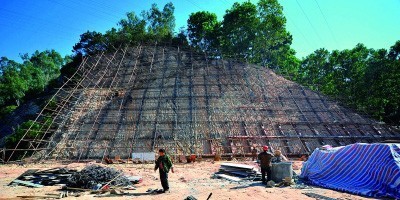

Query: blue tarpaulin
left=300, top=143, right=400, bottom=199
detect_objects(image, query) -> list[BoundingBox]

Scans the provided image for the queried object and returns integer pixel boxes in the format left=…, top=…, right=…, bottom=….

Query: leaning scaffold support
left=6, top=54, right=90, bottom=162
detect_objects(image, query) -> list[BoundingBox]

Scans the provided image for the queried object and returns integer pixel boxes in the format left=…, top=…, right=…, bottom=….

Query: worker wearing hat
left=258, top=145, right=274, bottom=184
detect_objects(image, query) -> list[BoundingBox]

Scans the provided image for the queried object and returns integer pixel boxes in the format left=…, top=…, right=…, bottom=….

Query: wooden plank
left=221, top=163, right=254, bottom=170
left=17, top=195, right=57, bottom=199
left=11, top=179, right=44, bottom=188
left=8, top=169, right=39, bottom=186
left=215, top=174, right=242, bottom=182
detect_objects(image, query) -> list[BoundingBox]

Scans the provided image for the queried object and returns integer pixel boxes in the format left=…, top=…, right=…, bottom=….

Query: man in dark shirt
left=258, top=145, right=273, bottom=184
left=154, top=148, right=174, bottom=192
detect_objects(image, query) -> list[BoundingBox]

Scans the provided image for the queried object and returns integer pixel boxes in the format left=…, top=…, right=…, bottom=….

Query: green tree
left=276, top=49, right=301, bottom=80
left=117, top=12, right=147, bottom=44
left=141, top=2, right=175, bottom=42
left=299, top=48, right=331, bottom=91
left=293, top=41, right=400, bottom=124
left=221, top=2, right=259, bottom=59
left=187, top=11, right=220, bottom=51
left=60, top=54, right=83, bottom=79
left=388, top=40, right=400, bottom=60
left=326, top=44, right=370, bottom=105
left=254, top=0, right=293, bottom=68
left=29, top=50, right=63, bottom=83
left=0, top=58, right=28, bottom=106
left=73, top=31, right=106, bottom=55
left=364, top=42, right=400, bottom=123
left=171, top=27, right=189, bottom=46
left=20, top=62, right=46, bottom=94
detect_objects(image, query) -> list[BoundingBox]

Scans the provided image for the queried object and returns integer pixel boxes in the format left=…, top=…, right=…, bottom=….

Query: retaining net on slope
left=5, top=45, right=400, bottom=162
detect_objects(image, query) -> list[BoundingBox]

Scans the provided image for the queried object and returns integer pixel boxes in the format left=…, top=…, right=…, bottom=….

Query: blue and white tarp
left=300, top=143, right=400, bottom=199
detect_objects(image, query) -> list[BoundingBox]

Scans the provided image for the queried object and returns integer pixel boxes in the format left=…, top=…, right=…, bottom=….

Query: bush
left=0, top=105, right=18, bottom=118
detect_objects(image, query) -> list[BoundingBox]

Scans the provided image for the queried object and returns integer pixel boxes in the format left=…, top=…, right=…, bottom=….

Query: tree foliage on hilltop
left=72, top=2, right=180, bottom=56
left=187, top=11, right=220, bottom=51
left=0, top=50, right=64, bottom=114
left=291, top=41, right=400, bottom=124
left=187, top=0, right=296, bottom=69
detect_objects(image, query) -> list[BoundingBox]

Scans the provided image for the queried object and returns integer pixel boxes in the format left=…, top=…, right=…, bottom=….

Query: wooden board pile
left=9, top=168, right=77, bottom=187
left=214, top=163, right=261, bottom=182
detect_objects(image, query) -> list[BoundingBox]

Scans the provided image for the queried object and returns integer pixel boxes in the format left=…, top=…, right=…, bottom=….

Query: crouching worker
left=258, top=146, right=273, bottom=184
left=154, top=148, right=174, bottom=193
left=271, top=150, right=288, bottom=163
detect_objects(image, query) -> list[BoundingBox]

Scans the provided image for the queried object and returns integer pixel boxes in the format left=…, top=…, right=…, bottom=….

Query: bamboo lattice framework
left=5, top=44, right=400, bottom=162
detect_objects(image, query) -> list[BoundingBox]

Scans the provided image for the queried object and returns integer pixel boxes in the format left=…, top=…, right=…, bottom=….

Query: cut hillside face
left=6, top=45, right=400, bottom=162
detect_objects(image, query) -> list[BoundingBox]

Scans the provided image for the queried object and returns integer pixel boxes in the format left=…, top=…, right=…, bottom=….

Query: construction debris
left=214, top=163, right=261, bottom=181
left=9, top=168, right=76, bottom=187
left=184, top=195, right=198, bottom=200
left=126, top=175, right=143, bottom=184
left=266, top=180, right=275, bottom=188
left=11, top=180, right=44, bottom=188
left=67, top=165, right=132, bottom=189
left=9, top=165, right=140, bottom=192
left=17, top=192, right=70, bottom=199
left=184, top=193, right=212, bottom=200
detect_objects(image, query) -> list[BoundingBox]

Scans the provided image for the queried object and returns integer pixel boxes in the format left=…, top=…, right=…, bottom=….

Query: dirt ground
left=0, top=160, right=371, bottom=200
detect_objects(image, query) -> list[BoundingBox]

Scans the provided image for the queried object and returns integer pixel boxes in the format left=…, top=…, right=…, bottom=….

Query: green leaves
left=186, top=0, right=293, bottom=68
left=73, top=31, right=106, bottom=55
left=141, top=2, right=175, bottom=41
left=73, top=2, right=178, bottom=54
left=254, top=0, right=292, bottom=68
left=293, top=41, right=400, bottom=124
left=187, top=11, right=219, bottom=51
left=0, top=50, right=63, bottom=113
left=222, top=2, right=259, bottom=58
left=0, top=58, right=28, bottom=106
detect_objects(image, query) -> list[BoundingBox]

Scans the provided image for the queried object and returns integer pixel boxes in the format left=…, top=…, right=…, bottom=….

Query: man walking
left=258, top=145, right=273, bottom=184
left=154, top=148, right=174, bottom=193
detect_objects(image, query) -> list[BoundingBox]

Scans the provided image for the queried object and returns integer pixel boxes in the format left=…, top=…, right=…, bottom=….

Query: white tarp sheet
left=132, top=152, right=156, bottom=161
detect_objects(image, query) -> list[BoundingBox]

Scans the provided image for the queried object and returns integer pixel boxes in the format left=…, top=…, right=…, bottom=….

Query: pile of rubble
left=10, top=165, right=142, bottom=190
left=67, top=165, right=132, bottom=189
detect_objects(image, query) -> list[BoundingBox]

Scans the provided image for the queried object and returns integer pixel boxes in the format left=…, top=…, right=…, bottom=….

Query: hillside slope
left=6, top=45, right=400, bottom=162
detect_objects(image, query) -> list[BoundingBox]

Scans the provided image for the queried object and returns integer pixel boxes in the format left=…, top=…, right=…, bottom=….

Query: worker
left=271, top=150, right=288, bottom=163
left=154, top=148, right=174, bottom=193
left=258, top=146, right=273, bottom=184
left=251, top=147, right=258, bottom=161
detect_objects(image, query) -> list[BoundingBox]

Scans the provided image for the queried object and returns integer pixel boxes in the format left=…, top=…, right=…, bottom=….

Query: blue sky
left=0, top=0, right=399, bottom=61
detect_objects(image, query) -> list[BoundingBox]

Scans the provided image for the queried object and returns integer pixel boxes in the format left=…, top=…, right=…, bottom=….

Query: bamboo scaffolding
left=5, top=45, right=400, bottom=163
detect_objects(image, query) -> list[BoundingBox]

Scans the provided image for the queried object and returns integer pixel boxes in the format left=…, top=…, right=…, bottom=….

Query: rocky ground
left=0, top=160, right=371, bottom=200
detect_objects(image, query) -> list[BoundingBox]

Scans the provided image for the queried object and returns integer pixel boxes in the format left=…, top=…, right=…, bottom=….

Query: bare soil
left=0, top=160, right=371, bottom=200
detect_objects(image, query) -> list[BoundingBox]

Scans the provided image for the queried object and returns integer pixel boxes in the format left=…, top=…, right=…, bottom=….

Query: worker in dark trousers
left=154, top=148, right=174, bottom=193
left=258, top=146, right=273, bottom=184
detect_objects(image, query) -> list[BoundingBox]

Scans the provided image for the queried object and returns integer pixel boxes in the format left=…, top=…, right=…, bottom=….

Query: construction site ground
left=0, top=160, right=369, bottom=200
